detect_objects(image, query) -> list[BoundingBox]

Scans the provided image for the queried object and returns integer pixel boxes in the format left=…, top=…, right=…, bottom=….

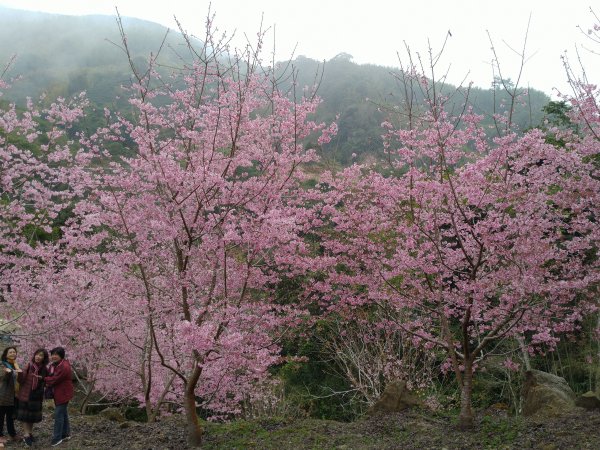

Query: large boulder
left=367, top=380, right=422, bottom=415
left=575, top=391, right=600, bottom=410
left=522, top=370, right=576, bottom=417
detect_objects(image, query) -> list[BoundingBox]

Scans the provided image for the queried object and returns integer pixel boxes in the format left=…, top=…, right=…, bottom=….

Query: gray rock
left=367, top=380, right=422, bottom=415
left=575, top=391, right=600, bottom=410
left=522, top=370, right=576, bottom=417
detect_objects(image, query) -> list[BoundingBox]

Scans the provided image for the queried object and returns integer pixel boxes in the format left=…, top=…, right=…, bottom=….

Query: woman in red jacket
left=44, top=347, right=73, bottom=447
left=16, top=348, right=49, bottom=447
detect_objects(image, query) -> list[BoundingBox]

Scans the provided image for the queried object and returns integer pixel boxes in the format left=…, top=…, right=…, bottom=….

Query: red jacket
left=44, top=359, right=74, bottom=405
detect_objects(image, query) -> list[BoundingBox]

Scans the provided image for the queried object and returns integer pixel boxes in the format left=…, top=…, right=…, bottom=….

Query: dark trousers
left=0, top=404, right=16, bottom=437
left=53, top=402, right=70, bottom=442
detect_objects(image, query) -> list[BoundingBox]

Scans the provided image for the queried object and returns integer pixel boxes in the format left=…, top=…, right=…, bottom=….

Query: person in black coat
left=0, top=346, right=22, bottom=444
left=16, top=348, right=49, bottom=447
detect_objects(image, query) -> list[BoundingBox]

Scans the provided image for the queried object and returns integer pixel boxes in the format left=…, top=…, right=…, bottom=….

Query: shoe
left=51, top=438, right=63, bottom=446
left=62, top=435, right=71, bottom=441
left=23, top=436, right=33, bottom=447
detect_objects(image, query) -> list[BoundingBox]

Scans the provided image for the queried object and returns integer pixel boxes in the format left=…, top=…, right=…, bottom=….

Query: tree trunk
left=458, top=361, right=474, bottom=429
left=145, top=398, right=153, bottom=423
left=142, top=322, right=153, bottom=421
left=517, top=335, right=531, bottom=371
left=143, top=368, right=153, bottom=421
left=148, top=373, right=176, bottom=423
left=78, top=381, right=95, bottom=415
left=596, top=312, right=600, bottom=396
left=184, top=384, right=203, bottom=447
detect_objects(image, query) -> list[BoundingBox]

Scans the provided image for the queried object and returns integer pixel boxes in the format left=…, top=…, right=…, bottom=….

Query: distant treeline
left=0, top=7, right=550, bottom=164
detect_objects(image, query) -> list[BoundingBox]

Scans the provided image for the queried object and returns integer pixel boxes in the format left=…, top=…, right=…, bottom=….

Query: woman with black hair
left=0, top=346, right=21, bottom=445
left=16, top=348, right=49, bottom=447
left=44, top=347, right=73, bottom=447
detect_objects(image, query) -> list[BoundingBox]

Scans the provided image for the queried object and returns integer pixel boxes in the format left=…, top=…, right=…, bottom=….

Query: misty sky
left=0, top=0, right=597, bottom=96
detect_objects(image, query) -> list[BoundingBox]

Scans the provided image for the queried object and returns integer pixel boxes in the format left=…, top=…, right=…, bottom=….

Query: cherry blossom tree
left=0, top=56, right=88, bottom=339
left=560, top=9, right=600, bottom=393
left=56, top=16, right=332, bottom=445
left=312, top=60, right=599, bottom=427
left=3, top=13, right=335, bottom=446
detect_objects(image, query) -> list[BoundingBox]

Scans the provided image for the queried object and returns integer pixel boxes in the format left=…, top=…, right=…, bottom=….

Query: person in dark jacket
left=0, top=346, right=22, bottom=445
left=16, top=348, right=49, bottom=447
left=44, top=347, right=73, bottom=447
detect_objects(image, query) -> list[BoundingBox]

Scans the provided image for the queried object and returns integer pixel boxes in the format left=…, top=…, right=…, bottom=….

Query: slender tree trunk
left=145, top=394, right=153, bottom=423
left=458, top=360, right=474, bottom=429
left=184, top=384, right=203, bottom=447
left=517, top=335, right=531, bottom=371
left=148, top=373, right=176, bottom=423
left=78, top=380, right=95, bottom=415
left=142, top=353, right=152, bottom=420
left=596, top=312, right=600, bottom=396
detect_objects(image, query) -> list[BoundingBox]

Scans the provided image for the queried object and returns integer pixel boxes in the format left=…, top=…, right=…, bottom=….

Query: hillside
left=0, top=7, right=191, bottom=104
left=288, top=54, right=551, bottom=163
left=0, top=7, right=551, bottom=164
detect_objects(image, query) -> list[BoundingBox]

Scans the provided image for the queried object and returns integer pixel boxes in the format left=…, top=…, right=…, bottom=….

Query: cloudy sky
left=0, top=0, right=597, bottom=96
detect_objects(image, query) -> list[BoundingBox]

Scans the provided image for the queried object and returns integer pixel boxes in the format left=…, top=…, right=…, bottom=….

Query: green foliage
left=288, top=57, right=549, bottom=165
left=196, top=411, right=532, bottom=449
left=479, top=415, right=525, bottom=449
left=202, top=418, right=357, bottom=450
left=531, top=316, right=600, bottom=394
left=124, top=405, right=148, bottom=422
left=542, top=101, right=574, bottom=128
left=535, top=100, right=579, bottom=148
left=471, top=366, right=522, bottom=414
left=277, top=326, right=360, bottom=421
left=21, top=222, right=58, bottom=244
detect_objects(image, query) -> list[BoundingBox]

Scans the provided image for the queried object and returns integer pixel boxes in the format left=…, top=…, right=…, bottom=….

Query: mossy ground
left=2, top=405, right=598, bottom=449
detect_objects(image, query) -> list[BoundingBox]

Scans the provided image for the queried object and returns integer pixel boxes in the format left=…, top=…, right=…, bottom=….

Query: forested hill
left=0, top=7, right=550, bottom=164
left=289, top=54, right=551, bottom=163
left=0, top=7, right=187, bottom=104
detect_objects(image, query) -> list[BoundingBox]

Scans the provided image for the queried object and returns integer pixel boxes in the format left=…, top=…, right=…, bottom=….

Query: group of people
left=0, top=346, right=73, bottom=447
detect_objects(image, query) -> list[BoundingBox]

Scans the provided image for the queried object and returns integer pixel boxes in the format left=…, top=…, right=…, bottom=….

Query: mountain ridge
left=0, top=7, right=551, bottom=163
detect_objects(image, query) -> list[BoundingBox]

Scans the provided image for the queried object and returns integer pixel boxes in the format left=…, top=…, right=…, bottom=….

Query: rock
left=367, top=380, right=422, bottom=415
left=575, top=391, right=600, bottom=410
left=98, top=407, right=126, bottom=422
left=522, top=370, right=576, bottom=417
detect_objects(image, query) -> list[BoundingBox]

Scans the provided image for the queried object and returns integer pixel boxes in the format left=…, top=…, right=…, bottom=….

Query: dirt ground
left=1, top=405, right=598, bottom=449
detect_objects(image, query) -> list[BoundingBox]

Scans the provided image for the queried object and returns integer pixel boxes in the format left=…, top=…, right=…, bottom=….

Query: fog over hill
left=0, top=6, right=551, bottom=163
left=0, top=6, right=188, bottom=103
